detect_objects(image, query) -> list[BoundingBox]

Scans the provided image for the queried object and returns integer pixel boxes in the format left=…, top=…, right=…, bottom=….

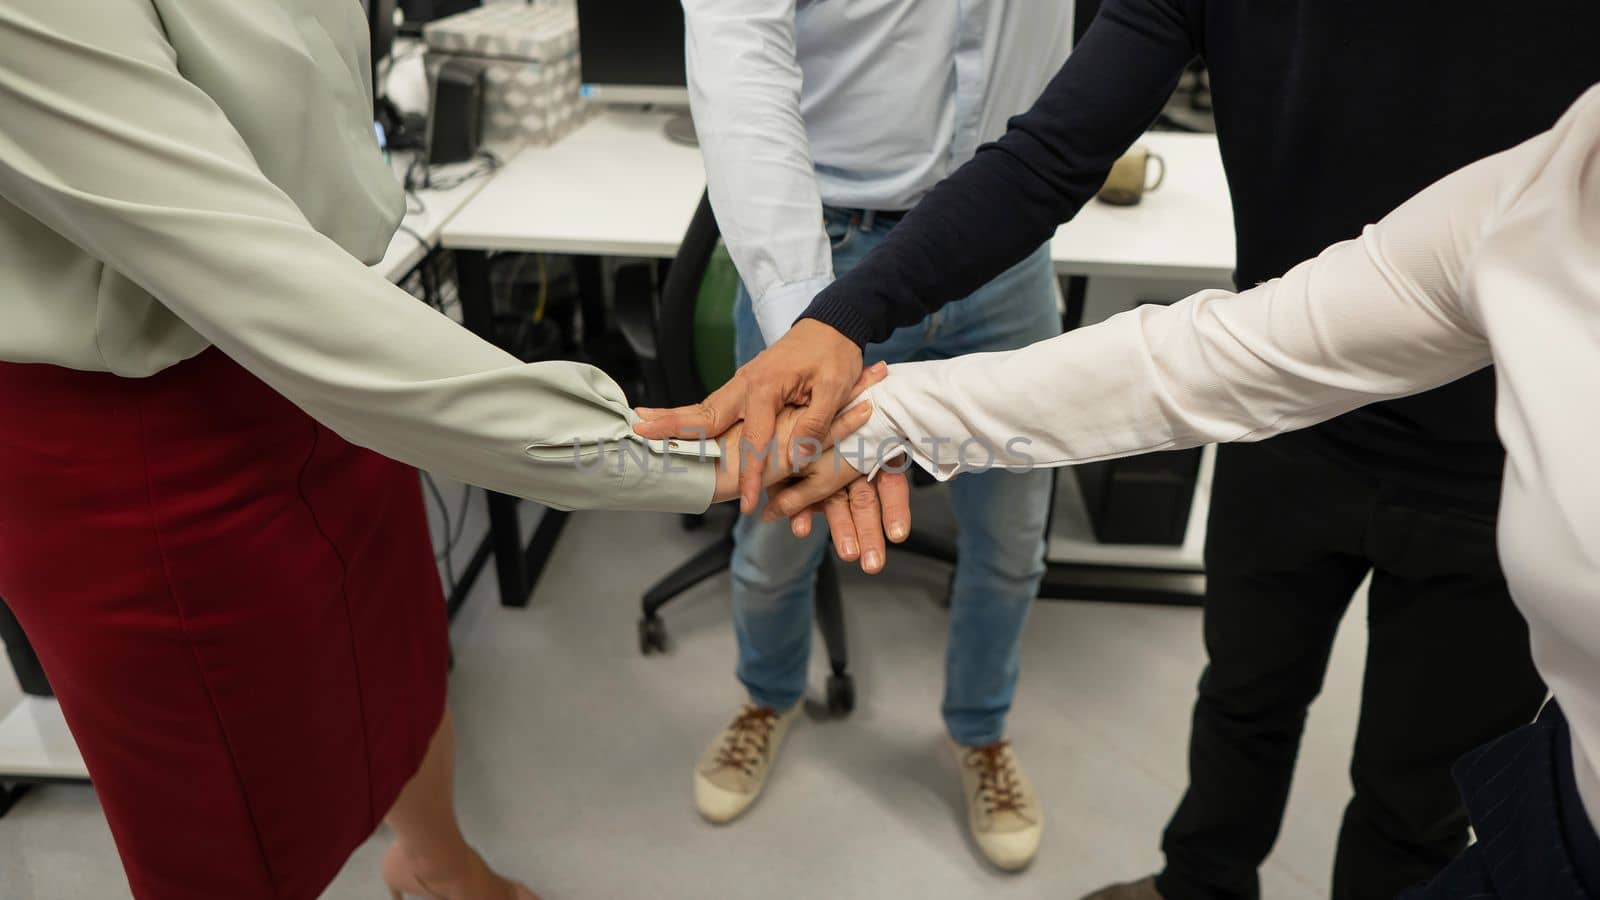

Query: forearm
left=685, top=0, right=833, bottom=344
left=24, top=187, right=719, bottom=511
left=848, top=132, right=1544, bottom=480
left=0, top=0, right=716, bottom=513
left=799, top=0, right=1199, bottom=347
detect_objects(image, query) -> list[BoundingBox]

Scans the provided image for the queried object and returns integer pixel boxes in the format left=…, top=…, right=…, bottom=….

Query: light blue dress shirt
left=684, top=0, right=1074, bottom=344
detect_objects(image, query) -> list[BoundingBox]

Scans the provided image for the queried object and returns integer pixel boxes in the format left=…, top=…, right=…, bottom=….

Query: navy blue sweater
left=800, top=0, right=1600, bottom=504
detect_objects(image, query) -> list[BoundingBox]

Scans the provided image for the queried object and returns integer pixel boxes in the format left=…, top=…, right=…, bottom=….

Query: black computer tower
left=1075, top=448, right=1204, bottom=546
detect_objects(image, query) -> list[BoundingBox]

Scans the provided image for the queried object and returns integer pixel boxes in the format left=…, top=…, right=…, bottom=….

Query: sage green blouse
left=0, top=0, right=714, bottom=512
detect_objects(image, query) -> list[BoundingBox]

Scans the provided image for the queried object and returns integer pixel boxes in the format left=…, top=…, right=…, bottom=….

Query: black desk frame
left=448, top=248, right=579, bottom=614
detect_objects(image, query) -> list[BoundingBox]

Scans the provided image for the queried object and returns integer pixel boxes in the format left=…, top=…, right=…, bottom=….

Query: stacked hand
left=692, top=390, right=876, bottom=507
left=635, top=319, right=911, bottom=573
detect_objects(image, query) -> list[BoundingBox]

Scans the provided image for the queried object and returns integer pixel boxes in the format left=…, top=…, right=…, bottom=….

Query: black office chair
left=616, top=192, right=856, bottom=716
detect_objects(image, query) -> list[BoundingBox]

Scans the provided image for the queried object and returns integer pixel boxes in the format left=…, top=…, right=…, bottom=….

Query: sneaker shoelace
left=965, top=740, right=1026, bottom=816
left=713, top=705, right=780, bottom=776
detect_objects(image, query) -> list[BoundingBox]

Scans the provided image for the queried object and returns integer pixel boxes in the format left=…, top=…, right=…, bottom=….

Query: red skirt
left=0, top=349, right=448, bottom=899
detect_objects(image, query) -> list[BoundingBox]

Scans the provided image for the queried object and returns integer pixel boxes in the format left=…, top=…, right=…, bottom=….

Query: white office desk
left=0, top=156, right=501, bottom=801
left=444, top=111, right=1236, bottom=284
left=1052, top=132, right=1235, bottom=283
left=373, top=151, right=508, bottom=282
left=443, top=112, right=705, bottom=257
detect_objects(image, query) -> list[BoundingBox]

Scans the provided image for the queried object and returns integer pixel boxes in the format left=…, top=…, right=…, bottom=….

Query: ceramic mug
left=1097, top=145, right=1167, bottom=206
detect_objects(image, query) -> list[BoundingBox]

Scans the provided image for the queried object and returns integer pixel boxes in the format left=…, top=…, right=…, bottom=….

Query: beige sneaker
left=694, top=703, right=800, bottom=824
left=1079, top=876, right=1163, bottom=900
left=950, top=738, right=1044, bottom=871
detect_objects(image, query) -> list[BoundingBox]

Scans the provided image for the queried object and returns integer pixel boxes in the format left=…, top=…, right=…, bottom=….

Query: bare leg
left=383, top=708, right=538, bottom=900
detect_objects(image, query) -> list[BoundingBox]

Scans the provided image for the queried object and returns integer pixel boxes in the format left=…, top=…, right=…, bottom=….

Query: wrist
left=711, top=426, right=744, bottom=503
left=796, top=297, right=874, bottom=348
left=713, top=466, right=740, bottom=504
left=755, top=276, right=835, bottom=345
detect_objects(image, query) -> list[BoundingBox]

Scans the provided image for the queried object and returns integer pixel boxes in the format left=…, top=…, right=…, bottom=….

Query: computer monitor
left=575, top=0, right=689, bottom=107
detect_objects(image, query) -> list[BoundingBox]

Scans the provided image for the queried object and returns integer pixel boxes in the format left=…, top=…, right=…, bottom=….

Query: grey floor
left=0, top=486, right=1369, bottom=900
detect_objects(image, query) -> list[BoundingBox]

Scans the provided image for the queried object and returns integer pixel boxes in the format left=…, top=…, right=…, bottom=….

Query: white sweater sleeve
left=849, top=125, right=1561, bottom=480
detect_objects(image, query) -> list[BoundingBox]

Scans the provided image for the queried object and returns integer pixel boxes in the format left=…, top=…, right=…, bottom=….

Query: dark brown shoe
left=1079, top=876, right=1163, bottom=900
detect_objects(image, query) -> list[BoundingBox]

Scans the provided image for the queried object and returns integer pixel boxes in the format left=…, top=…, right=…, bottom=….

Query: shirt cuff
left=836, top=390, right=935, bottom=481
left=624, top=408, right=724, bottom=461
left=604, top=411, right=726, bottom=513
left=620, top=457, right=719, bottom=513
left=753, top=276, right=834, bottom=346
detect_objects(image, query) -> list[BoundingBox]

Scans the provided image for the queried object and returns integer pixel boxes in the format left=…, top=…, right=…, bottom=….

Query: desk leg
left=455, top=248, right=494, bottom=342
left=518, top=509, right=570, bottom=606
left=454, top=248, right=529, bottom=609
left=1063, top=274, right=1089, bottom=332
left=0, top=782, right=32, bottom=818
left=573, top=256, right=607, bottom=357
left=0, top=609, right=51, bottom=813
left=445, top=251, right=576, bottom=610
left=487, top=493, right=528, bottom=609
left=0, top=609, right=63, bottom=821
left=0, top=597, right=50, bottom=698
left=446, top=534, right=496, bottom=622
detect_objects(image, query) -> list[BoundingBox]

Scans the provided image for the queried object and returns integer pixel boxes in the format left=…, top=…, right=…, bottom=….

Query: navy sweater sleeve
left=799, top=0, right=1201, bottom=347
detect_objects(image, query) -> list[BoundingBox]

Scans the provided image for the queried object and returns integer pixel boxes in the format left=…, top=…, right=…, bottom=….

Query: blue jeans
left=731, top=207, right=1058, bottom=746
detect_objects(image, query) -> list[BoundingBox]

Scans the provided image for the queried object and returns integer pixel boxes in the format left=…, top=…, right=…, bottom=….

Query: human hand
left=759, top=367, right=910, bottom=574
left=707, top=398, right=878, bottom=504
left=783, top=465, right=912, bottom=575
left=634, top=319, right=866, bottom=514
left=764, top=444, right=914, bottom=537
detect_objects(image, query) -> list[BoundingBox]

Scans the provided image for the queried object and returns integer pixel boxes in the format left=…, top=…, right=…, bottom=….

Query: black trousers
left=1155, top=439, right=1548, bottom=900
left=1403, top=702, right=1600, bottom=900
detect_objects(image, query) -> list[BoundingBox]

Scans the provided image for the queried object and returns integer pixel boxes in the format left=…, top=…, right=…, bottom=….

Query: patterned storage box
left=423, top=1, right=589, bottom=146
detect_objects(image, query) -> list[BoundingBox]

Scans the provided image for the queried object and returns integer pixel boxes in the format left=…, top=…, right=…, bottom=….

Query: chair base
left=638, top=528, right=853, bottom=717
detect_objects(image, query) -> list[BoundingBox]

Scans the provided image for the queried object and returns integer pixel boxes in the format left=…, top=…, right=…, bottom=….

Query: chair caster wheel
left=638, top=616, right=668, bottom=655
left=826, top=673, right=856, bottom=717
